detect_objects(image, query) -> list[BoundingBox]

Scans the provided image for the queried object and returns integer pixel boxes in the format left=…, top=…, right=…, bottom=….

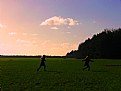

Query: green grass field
left=1, top=58, right=121, bottom=91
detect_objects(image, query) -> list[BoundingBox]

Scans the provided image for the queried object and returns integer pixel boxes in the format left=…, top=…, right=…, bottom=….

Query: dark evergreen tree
left=66, top=28, right=121, bottom=59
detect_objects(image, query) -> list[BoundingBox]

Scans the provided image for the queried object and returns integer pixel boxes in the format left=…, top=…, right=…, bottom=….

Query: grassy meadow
left=1, top=58, right=121, bottom=91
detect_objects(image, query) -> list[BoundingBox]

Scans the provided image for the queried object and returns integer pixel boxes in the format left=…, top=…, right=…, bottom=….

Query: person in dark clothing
left=82, top=56, right=94, bottom=71
left=37, top=55, right=46, bottom=71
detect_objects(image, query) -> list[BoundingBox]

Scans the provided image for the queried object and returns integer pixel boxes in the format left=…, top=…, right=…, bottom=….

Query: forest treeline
left=66, top=28, right=121, bottom=59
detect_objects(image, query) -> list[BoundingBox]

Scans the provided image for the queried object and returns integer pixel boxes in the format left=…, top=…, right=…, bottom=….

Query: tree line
left=66, top=28, right=121, bottom=59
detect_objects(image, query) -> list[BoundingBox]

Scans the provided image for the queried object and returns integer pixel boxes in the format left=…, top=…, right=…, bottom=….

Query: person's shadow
left=46, top=70, right=63, bottom=73
left=92, top=70, right=108, bottom=72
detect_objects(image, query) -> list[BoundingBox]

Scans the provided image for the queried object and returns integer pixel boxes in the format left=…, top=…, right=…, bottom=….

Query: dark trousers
left=83, top=64, right=90, bottom=71
left=37, top=64, right=46, bottom=71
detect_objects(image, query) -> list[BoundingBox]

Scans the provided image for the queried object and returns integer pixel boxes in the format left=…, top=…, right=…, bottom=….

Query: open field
left=1, top=58, right=121, bottom=91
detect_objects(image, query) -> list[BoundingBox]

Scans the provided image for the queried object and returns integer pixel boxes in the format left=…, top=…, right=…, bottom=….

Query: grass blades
left=1, top=58, right=121, bottom=91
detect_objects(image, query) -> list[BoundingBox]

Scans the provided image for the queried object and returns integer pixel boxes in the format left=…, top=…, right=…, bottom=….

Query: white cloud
left=22, top=33, right=39, bottom=36
left=50, top=27, right=59, bottom=30
left=8, top=32, right=17, bottom=35
left=0, top=24, right=6, bottom=29
left=40, top=16, right=79, bottom=26
left=0, top=24, right=3, bottom=28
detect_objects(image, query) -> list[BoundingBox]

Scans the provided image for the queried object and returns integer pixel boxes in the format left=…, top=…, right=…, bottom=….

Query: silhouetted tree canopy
left=66, top=28, right=121, bottom=59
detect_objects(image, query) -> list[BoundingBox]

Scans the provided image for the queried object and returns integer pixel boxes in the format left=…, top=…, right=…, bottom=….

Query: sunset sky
left=0, top=0, right=121, bottom=56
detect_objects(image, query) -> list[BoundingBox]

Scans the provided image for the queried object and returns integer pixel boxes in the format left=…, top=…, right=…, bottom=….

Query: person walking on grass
left=37, top=55, right=46, bottom=71
left=82, top=56, right=94, bottom=71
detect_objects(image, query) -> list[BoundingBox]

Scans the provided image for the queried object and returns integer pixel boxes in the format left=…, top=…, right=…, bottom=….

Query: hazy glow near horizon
left=0, top=0, right=121, bottom=56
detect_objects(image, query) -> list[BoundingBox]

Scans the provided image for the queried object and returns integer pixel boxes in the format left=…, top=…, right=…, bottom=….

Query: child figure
left=82, top=56, right=94, bottom=71
left=37, top=55, right=46, bottom=71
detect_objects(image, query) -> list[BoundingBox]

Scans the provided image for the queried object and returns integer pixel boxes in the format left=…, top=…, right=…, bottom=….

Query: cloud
left=8, top=32, right=17, bottom=35
left=22, top=33, right=39, bottom=36
left=49, top=42, right=77, bottom=55
left=0, top=24, right=6, bottom=29
left=16, top=39, right=31, bottom=43
left=50, top=27, right=59, bottom=30
left=60, top=43, right=77, bottom=50
left=92, top=21, right=97, bottom=24
left=22, top=33, right=28, bottom=36
left=0, top=24, right=3, bottom=28
left=16, top=39, right=36, bottom=47
left=32, top=34, right=39, bottom=36
left=40, top=16, right=79, bottom=26
left=66, top=32, right=71, bottom=34
left=41, top=40, right=51, bottom=46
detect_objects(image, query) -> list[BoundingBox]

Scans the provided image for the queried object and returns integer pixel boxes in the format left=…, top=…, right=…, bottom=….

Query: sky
left=0, top=0, right=121, bottom=56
